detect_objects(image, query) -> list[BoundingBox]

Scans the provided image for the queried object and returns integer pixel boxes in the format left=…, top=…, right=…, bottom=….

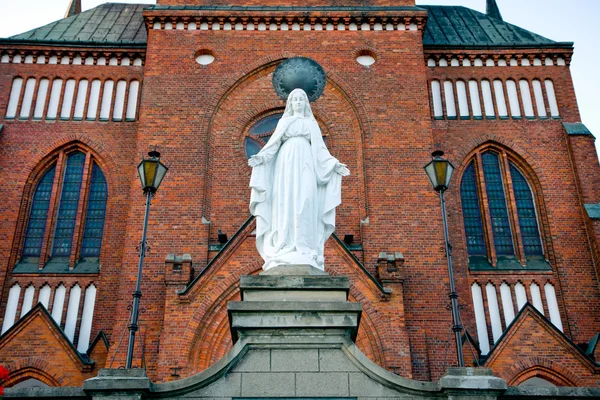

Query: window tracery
left=16, top=148, right=107, bottom=273
left=460, top=148, right=547, bottom=270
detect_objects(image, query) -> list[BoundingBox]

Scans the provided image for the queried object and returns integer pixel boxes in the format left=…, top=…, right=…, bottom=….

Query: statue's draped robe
left=250, top=116, right=341, bottom=271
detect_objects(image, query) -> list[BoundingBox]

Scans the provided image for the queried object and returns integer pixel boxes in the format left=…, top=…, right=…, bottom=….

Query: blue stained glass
left=248, top=113, right=282, bottom=135
left=482, top=152, right=514, bottom=255
left=510, top=164, right=543, bottom=256
left=245, top=113, right=283, bottom=159
left=52, top=152, right=85, bottom=257
left=244, top=137, right=263, bottom=159
left=460, top=162, right=487, bottom=255
left=22, top=166, right=56, bottom=257
left=81, top=164, right=107, bottom=257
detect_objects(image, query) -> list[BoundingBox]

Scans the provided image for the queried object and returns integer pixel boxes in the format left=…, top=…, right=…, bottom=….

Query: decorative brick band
left=0, top=51, right=144, bottom=67
left=426, top=53, right=572, bottom=68
left=146, top=15, right=425, bottom=32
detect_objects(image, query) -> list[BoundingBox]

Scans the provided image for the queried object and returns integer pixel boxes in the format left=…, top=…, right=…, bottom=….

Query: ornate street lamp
left=424, top=150, right=464, bottom=367
left=126, top=149, right=168, bottom=369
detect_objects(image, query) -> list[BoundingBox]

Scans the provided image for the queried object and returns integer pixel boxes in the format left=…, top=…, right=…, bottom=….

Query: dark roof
left=6, top=3, right=149, bottom=46
left=1, top=2, right=572, bottom=50
left=421, top=5, right=572, bottom=49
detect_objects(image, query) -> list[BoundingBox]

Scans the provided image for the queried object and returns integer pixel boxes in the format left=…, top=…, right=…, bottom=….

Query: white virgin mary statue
left=249, top=88, right=350, bottom=271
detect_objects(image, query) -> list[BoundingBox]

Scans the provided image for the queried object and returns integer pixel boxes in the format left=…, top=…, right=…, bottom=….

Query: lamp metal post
left=126, top=149, right=168, bottom=369
left=424, top=150, right=464, bottom=368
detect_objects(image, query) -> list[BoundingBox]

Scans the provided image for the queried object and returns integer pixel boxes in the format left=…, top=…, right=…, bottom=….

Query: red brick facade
left=0, top=0, right=599, bottom=389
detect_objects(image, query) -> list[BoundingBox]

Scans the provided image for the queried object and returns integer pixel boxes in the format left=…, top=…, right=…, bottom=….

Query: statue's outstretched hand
left=248, top=156, right=262, bottom=168
left=335, top=163, right=350, bottom=176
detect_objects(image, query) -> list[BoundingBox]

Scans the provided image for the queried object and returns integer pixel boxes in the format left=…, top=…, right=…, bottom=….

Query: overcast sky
left=1, top=0, right=599, bottom=156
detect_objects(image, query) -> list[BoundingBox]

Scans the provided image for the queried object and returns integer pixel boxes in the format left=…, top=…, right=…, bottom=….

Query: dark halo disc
left=272, top=57, right=326, bottom=102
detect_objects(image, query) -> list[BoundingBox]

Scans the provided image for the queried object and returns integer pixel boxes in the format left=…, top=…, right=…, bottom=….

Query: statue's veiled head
left=283, top=88, right=315, bottom=119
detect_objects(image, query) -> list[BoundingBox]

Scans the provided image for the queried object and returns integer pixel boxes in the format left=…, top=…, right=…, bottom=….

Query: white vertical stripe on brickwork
left=514, top=282, right=527, bottom=310
left=529, top=282, right=544, bottom=315
left=38, top=285, right=51, bottom=309
left=112, top=80, right=127, bottom=121
left=430, top=81, right=443, bottom=118
left=87, top=80, right=101, bottom=120
left=1, top=284, right=21, bottom=334
left=545, top=80, right=560, bottom=117
left=20, top=285, right=35, bottom=317
left=443, top=81, right=456, bottom=117
left=486, top=283, right=503, bottom=343
left=6, top=77, right=23, bottom=118
left=481, top=80, right=495, bottom=118
left=46, top=79, right=63, bottom=119
left=33, top=79, right=49, bottom=119
left=544, top=283, right=563, bottom=331
left=493, top=79, right=508, bottom=117
left=64, top=284, right=81, bottom=342
left=100, top=80, right=114, bottom=120
left=471, top=283, right=490, bottom=355
left=506, top=80, right=521, bottom=117
left=60, top=79, right=76, bottom=119
left=19, top=78, right=36, bottom=119
left=519, top=80, right=535, bottom=118
left=77, top=284, right=97, bottom=352
left=532, top=80, right=547, bottom=117
left=73, top=79, right=89, bottom=120
left=456, top=81, right=469, bottom=118
left=52, top=284, right=66, bottom=326
left=468, top=80, right=482, bottom=117
left=499, top=282, right=515, bottom=327
left=126, top=81, right=140, bottom=121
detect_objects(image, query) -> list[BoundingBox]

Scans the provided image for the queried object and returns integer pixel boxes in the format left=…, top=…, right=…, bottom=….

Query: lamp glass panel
left=434, top=160, right=448, bottom=188
left=445, top=162, right=455, bottom=187
left=143, top=160, right=158, bottom=189
left=153, top=163, right=168, bottom=190
left=137, top=163, right=146, bottom=188
left=425, top=162, right=439, bottom=188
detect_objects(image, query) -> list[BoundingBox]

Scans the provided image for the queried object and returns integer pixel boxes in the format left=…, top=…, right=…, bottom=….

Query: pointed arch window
left=459, top=149, right=547, bottom=270
left=17, top=149, right=108, bottom=273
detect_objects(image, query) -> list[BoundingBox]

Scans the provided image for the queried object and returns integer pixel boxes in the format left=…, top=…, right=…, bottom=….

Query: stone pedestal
left=439, top=367, right=507, bottom=400
left=83, top=369, right=150, bottom=400
left=228, top=271, right=362, bottom=342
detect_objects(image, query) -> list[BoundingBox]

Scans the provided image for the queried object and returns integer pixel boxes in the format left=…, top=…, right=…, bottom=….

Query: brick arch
left=202, top=52, right=370, bottom=220
left=454, top=136, right=545, bottom=183
left=184, top=260, right=261, bottom=375
left=507, top=356, right=583, bottom=387
left=4, top=357, right=68, bottom=387
left=348, top=290, right=386, bottom=366
left=17, top=137, right=120, bottom=199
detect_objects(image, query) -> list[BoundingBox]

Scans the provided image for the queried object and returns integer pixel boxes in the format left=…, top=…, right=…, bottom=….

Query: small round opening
left=356, top=50, right=376, bottom=67
left=195, top=50, right=215, bottom=65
